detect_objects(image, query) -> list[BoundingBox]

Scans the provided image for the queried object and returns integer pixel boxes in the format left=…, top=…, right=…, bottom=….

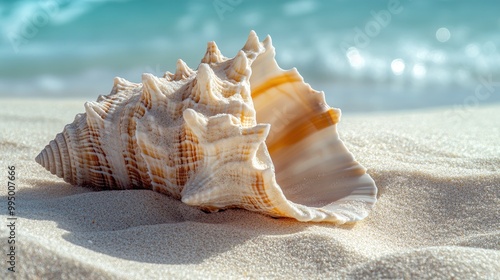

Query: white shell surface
left=36, top=31, right=377, bottom=224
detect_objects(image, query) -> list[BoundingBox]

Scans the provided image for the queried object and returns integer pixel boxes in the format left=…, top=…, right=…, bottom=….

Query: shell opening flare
left=35, top=31, right=377, bottom=224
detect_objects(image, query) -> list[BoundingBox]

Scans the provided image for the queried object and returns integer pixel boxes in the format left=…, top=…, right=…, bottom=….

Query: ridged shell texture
left=36, top=31, right=377, bottom=224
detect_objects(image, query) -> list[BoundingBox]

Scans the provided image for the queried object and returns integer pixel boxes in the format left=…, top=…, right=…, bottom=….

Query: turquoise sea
left=1, top=0, right=499, bottom=111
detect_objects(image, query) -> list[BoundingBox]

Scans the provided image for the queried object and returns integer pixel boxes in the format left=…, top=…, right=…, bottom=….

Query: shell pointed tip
left=113, top=76, right=126, bottom=85
left=234, top=50, right=248, bottom=66
left=263, top=35, right=272, bottom=46
left=141, top=73, right=154, bottom=81
left=197, top=63, right=212, bottom=77
left=201, top=41, right=224, bottom=64
left=226, top=50, right=249, bottom=81
left=35, top=152, right=50, bottom=172
left=35, top=153, right=42, bottom=165
left=181, top=195, right=196, bottom=205
left=175, top=59, right=189, bottom=71
left=173, top=59, right=193, bottom=80
left=243, top=30, right=260, bottom=52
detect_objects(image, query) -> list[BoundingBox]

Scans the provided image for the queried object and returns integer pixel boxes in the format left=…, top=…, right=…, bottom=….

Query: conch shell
left=36, top=31, right=377, bottom=224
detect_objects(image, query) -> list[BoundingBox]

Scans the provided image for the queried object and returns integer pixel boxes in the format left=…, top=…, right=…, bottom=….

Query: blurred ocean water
left=0, top=0, right=499, bottom=112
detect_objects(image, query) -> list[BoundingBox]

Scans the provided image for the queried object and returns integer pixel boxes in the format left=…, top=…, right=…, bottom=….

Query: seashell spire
left=243, top=30, right=261, bottom=54
left=226, top=50, right=249, bottom=82
left=201, top=41, right=224, bottom=64
left=36, top=31, right=377, bottom=224
left=173, top=59, right=194, bottom=81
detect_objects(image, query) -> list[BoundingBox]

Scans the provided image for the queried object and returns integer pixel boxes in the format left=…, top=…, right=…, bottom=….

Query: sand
left=0, top=98, right=499, bottom=279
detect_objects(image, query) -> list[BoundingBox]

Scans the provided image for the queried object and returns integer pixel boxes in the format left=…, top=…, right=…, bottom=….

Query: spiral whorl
left=35, top=132, right=74, bottom=184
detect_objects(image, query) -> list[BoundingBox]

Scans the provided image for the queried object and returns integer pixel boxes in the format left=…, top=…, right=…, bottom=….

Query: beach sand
left=0, top=98, right=499, bottom=279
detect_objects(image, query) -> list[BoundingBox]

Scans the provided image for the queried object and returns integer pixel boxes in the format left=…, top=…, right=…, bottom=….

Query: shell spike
left=173, top=59, right=194, bottom=81
left=196, top=63, right=212, bottom=85
left=201, top=41, right=224, bottom=64
left=141, top=73, right=166, bottom=106
left=84, top=101, right=107, bottom=124
left=226, top=50, right=250, bottom=82
left=163, top=71, right=173, bottom=81
left=194, top=63, right=219, bottom=104
left=263, top=35, right=273, bottom=49
left=36, top=133, right=72, bottom=182
left=110, top=76, right=138, bottom=95
left=243, top=30, right=261, bottom=53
